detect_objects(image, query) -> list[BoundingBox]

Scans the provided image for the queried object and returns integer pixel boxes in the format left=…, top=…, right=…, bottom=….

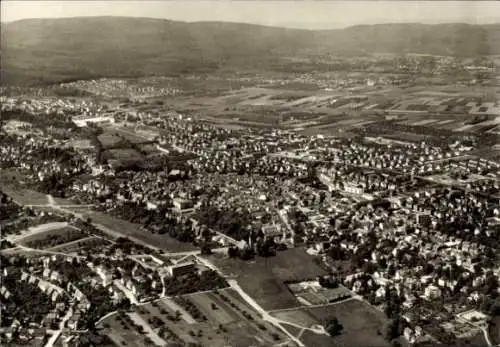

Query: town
left=1, top=66, right=499, bottom=347
left=1, top=4, right=500, bottom=347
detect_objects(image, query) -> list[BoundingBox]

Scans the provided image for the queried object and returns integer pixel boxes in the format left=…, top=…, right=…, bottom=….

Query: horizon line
left=2, top=15, right=500, bottom=31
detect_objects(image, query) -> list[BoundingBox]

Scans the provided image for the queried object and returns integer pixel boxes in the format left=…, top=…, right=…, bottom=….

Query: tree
left=200, top=243, right=212, bottom=255
left=383, top=317, right=402, bottom=341
left=325, top=316, right=343, bottom=336
left=227, top=246, right=239, bottom=258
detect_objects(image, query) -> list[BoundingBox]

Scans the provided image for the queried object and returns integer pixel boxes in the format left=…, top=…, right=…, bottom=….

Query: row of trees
left=163, top=270, right=228, bottom=297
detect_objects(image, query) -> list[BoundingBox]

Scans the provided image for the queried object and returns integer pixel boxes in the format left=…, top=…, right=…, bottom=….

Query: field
left=107, top=125, right=154, bottom=144
left=98, top=132, right=123, bottom=148
left=97, top=126, right=159, bottom=166
left=0, top=175, right=49, bottom=206
left=84, top=210, right=197, bottom=252
left=98, top=289, right=290, bottom=347
left=211, top=247, right=327, bottom=310
left=107, top=148, right=144, bottom=161
left=45, top=236, right=111, bottom=253
left=17, top=225, right=87, bottom=249
left=489, top=316, right=500, bottom=345
left=271, top=299, right=390, bottom=347
left=304, top=299, right=390, bottom=347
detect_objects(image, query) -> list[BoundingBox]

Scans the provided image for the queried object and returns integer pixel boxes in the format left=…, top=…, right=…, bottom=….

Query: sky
left=1, top=1, right=500, bottom=30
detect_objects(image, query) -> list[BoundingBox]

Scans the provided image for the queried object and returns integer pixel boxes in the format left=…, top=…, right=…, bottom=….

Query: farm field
left=210, top=247, right=327, bottom=310
left=98, top=288, right=291, bottom=347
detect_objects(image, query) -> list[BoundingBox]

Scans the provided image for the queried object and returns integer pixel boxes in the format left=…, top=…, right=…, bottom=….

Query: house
left=375, top=286, right=386, bottom=299
left=261, top=224, right=284, bottom=242
left=424, top=284, right=442, bottom=300
left=96, top=266, right=113, bottom=286
left=404, top=327, right=416, bottom=343
left=173, top=198, right=194, bottom=213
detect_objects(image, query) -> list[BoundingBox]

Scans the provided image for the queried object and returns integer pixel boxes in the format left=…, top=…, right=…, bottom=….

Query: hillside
left=1, top=17, right=500, bottom=85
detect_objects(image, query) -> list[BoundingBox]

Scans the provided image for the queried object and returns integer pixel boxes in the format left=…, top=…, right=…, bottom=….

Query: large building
left=173, top=198, right=194, bottom=213
left=72, top=114, right=115, bottom=127
left=168, top=262, right=196, bottom=277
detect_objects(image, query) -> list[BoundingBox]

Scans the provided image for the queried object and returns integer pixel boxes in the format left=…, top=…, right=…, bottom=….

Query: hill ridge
left=2, top=17, right=500, bottom=85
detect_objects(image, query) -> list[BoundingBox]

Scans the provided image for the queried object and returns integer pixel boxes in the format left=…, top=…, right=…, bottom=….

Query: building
left=72, top=115, right=115, bottom=127
left=168, top=262, right=196, bottom=277
left=424, top=284, right=442, bottom=300
left=417, top=213, right=432, bottom=228
left=173, top=198, right=194, bottom=212
left=344, top=184, right=364, bottom=195
left=261, top=224, right=284, bottom=242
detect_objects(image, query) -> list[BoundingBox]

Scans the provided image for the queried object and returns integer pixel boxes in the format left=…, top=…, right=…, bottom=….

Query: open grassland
left=107, top=125, right=155, bottom=144
left=211, top=248, right=327, bottom=311
left=17, top=225, right=85, bottom=248
left=85, top=210, right=197, bottom=252
left=271, top=299, right=390, bottom=347
left=98, top=132, right=123, bottom=148
left=304, top=299, right=390, bottom=347
left=0, top=173, right=49, bottom=205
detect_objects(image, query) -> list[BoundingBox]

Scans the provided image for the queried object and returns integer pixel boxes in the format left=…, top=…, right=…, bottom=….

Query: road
left=19, top=194, right=321, bottom=346
left=13, top=244, right=85, bottom=259
left=227, top=279, right=316, bottom=347
left=43, top=195, right=162, bottom=251
left=195, top=254, right=326, bottom=347
left=277, top=209, right=295, bottom=244
left=480, top=325, right=500, bottom=347
left=44, top=307, right=73, bottom=347
left=45, top=195, right=230, bottom=257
